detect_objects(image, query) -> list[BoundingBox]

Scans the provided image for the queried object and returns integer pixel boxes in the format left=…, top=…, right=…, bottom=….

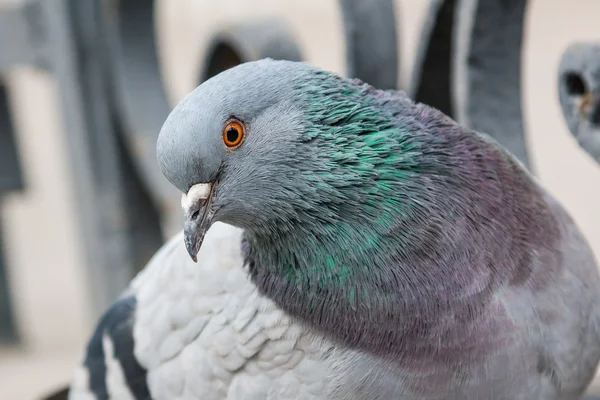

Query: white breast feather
left=130, top=222, right=336, bottom=400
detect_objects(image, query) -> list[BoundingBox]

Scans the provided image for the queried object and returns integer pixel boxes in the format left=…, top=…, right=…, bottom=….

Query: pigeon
left=558, top=42, right=600, bottom=164
left=69, top=58, right=600, bottom=399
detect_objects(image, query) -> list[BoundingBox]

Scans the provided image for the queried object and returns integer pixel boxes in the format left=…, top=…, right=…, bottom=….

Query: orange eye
left=223, top=120, right=244, bottom=148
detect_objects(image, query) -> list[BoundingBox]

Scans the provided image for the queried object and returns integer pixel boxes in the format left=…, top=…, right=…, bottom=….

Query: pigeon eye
left=223, top=120, right=244, bottom=148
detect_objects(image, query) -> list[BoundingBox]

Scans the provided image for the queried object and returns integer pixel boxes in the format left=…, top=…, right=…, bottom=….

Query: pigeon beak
left=181, top=182, right=216, bottom=262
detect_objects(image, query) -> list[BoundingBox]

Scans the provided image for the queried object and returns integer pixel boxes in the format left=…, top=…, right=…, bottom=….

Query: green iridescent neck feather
left=243, top=67, right=546, bottom=359
left=245, top=70, right=447, bottom=277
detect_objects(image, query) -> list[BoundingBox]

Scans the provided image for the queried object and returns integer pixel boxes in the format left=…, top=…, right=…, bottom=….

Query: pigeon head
left=158, top=60, right=309, bottom=260
left=558, top=43, right=600, bottom=163
left=158, top=58, right=418, bottom=262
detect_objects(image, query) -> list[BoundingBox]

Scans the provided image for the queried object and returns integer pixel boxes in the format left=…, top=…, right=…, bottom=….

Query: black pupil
left=226, top=127, right=239, bottom=144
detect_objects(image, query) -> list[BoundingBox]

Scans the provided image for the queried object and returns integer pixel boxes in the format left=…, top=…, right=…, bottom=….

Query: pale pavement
left=1, top=0, right=600, bottom=398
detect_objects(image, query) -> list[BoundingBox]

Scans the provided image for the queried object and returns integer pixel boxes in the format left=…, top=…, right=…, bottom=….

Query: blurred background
left=1, top=0, right=600, bottom=398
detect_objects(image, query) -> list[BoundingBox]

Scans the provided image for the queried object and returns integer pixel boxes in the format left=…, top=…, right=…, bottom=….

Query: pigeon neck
left=241, top=73, right=560, bottom=360
left=243, top=221, right=502, bottom=362
left=242, top=131, right=560, bottom=362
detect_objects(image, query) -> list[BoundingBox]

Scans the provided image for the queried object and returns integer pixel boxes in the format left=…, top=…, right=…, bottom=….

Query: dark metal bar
left=411, top=0, right=531, bottom=170
left=0, top=82, right=24, bottom=194
left=42, top=0, right=134, bottom=312
left=411, top=0, right=455, bottom=117
left=339, top=0, right=399, bottom=90
left=0, top=73, right=23, bottom=345
left=453, top=0, right=530, bottom=168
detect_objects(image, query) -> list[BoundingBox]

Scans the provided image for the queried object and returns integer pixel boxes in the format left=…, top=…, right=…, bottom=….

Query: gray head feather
left=157, top=59, right=321, bottom=232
